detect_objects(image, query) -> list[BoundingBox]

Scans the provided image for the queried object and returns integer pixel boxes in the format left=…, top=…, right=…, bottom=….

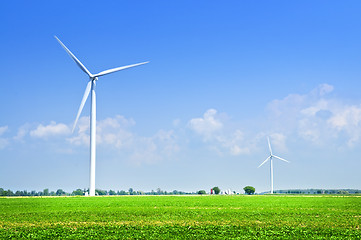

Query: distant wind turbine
left=258, top=137, right=289, bottom=194
left=55, top=36, right=148, bottom=196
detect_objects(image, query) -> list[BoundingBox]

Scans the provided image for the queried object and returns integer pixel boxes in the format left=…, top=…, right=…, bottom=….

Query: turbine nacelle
left=258, top=137, right=290, bottom=168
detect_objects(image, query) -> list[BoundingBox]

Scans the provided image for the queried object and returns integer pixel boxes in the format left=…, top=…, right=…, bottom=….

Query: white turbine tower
left=55, top=36, right=148, bottom=196
left=258, top=137, right=289, bottom=194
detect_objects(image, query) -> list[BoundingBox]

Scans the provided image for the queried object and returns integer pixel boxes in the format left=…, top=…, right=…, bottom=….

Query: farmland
left=0, top=195, right=360, bottom=239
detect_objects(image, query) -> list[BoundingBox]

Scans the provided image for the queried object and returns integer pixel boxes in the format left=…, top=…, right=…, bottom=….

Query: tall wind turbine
left=55, top=36, right=148, bottom=196
left=258, top=137, right=289, bottom=194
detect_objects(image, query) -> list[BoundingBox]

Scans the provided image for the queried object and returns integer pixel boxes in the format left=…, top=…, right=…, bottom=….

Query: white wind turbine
left=258, top=137, right=289, bottom=194
left=55, top=36, right=148, bottom=196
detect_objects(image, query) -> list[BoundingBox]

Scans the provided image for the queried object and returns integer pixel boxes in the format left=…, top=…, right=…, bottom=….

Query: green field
left=0, top=195, right=360, bottom=239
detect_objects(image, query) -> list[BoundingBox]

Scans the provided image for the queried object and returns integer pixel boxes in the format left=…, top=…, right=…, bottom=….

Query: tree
left=197, top=190, right=206, bottom=195
left=43, top=189, right=49, bottom=196
left=5, top=190, right=14, bottom=196
left=156, top=188, right=163, bottom=195
left=243, top=186, right=255, bottom=195
left=95, top=189, right=107, bottom=195
left=212, top=187, right=220, bottom=195
left=56, top=189, right=66, bottom=196
left=109, top=190, right=116, bottom=195
left=72, top=189, right=84, bottom=196
left=338, top=190, right=349, bottom=195
left=118, top=190, right=127, bottom=195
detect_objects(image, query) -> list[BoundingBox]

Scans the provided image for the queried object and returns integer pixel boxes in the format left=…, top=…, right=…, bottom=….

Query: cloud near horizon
left=30, top=121, right=71, bottom=138
left=2, top=83, right=361, bottom=163
left=67, top=115, right=180, bottom=165
left=188, top=109, right=253, bottom=156
left=268, top=83, right=361, bottom=147
left=188, top=109, right=223, bottom=139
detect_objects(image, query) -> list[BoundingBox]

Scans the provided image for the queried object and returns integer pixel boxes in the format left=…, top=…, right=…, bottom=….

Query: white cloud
left=268, top=85, right=333, bottom=144
left=5, top=83, right=361, bottom=166
left=129, top=130, right=180, bottom=165
left=172, top=119, right=181, bottom=127
left=14, top=127, right=27, bottom=141
left=30, top=121, right=71, bottom=138
left=300, top=99, right=329, bottom=117
left=269, top=133, right=287, bottom=153
left=216, top=130, right=251, bottom=155
left=188, top=109, right=254, bottom=156
left=0, top=126, right=8, bottom=136
left=317, top=83, right=334, bottom=96
left=154, top=130, right=180, bottom=156
left=13, top=123, right=33, bottom=141
left=67, top=115, right=180, bottom=165
left=188, top=109, right=223, bottom=139
left=97, top=115, right=135, bottom=148
left=327, top=104, right=361, bottom=146
left=68, top=115, right=135, bottom=147
left=327, top=105, right=361, bottom=130
left=67, top=116, right=90, bottom=146
left=267, top=83, right=361, bottom=147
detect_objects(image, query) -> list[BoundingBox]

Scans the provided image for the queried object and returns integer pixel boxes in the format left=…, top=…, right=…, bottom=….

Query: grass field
left=0, top=195, right=360, bottom=239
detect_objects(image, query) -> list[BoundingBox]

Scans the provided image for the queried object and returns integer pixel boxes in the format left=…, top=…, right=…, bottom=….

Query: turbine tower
left=258, top=137, right=289, bottom=194
left=55, top=36, right=148, bottom=196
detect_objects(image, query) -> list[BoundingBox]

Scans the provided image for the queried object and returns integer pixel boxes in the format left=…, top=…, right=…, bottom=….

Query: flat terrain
left=0, top=195, right=360, bottom=239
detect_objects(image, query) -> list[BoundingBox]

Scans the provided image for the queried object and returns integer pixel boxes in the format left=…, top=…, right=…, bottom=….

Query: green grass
left=0, top=195, right=360, bottom=239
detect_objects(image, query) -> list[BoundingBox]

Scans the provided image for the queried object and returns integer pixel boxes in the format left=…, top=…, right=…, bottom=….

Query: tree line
left=0, top=188, right=195, bottom=197
left=0, top=186, right=256, bottom=196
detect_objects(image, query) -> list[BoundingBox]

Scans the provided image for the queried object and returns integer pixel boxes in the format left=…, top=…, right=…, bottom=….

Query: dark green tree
left=5, top=190, right=14, bottom=196
left=15, top=191, right=22, bottom=196
left=43, top=188, right=49, bottom=196
left=243, top=186, right=255, bottom=195
left=212, top=187, right=220, bottom=195
left=156, top=188, right=163, bottom=195
left=72, top=189, right=84, bottom=196
left=56, top=189, right=66, bottom=196
left=118, top=190, right=127, bottom=195
left=197, top=190, right=206, bottom=195
left=95, top=189, right=107, bottom=195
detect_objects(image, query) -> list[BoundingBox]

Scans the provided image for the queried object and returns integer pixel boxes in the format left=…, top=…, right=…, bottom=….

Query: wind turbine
left=258, top=137, right=289, bottom=194
left=55, top=36, right=148, bottom=196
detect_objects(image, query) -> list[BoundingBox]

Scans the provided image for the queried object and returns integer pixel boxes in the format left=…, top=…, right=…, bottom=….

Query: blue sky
left=1, top=1, right=361, bottom=193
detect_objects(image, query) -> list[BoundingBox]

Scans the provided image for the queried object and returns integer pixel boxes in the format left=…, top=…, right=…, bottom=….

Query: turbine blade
left=273, top=155, right=290, bottom=163
left=258, top=156, right=271, bottom=168
left=72, top=80, right=92, bottom=133
left=54, top=36, right=93, bottom=78
left=267, top=137, right=273, bottom=155
left=93, top=61, right=149, bottom=77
